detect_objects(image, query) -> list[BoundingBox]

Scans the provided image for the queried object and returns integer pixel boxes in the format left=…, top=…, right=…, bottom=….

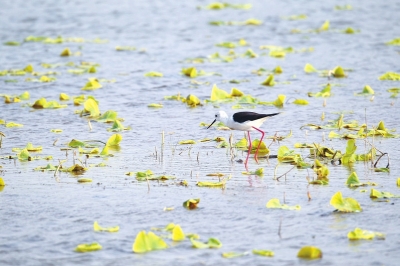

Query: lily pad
left=132, top=231, right=168, bottom=253
left=75, top=242, right=102, bottom=252
left=266, top=199, right=301, bottom=210
left=297, top=246, right=322, bottom=259
left=183, top=198, right=200, bottom=210
left=348, top=228, right=385, bottom=240
left=330, top=191, right=362, bottom=212
left=252, top=249, right=274, bottom=257
left=94, top=221, right=119, bottom=232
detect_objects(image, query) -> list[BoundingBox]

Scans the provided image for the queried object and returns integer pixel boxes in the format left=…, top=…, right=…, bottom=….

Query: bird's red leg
left=252, top=126, right=265, bottom=163
left=244, top=131, right=252, bottom=171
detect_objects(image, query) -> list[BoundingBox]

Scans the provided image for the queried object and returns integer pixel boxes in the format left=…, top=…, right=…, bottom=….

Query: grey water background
left=1, top=0, right=400, bottom=265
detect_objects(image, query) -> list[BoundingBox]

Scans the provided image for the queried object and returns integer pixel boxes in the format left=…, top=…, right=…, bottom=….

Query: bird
left=207, top=110, right=280, bottom=170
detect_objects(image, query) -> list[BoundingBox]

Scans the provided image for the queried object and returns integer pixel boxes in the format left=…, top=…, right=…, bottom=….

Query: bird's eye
left=215, top=115, right=217, bottom=117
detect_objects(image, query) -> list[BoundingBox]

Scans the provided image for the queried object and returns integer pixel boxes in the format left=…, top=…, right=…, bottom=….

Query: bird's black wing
left=232, top=112, right=280, bottom=123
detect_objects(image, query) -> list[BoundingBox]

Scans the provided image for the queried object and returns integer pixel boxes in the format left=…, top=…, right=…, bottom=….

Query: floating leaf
left=84, top=98, right=100, bottom=117
left=75, top=242, right=102, bottom=252
left=273, top=66, right=283, bottom=74
left=370, top=188, right=400, bottom=199
left=330, top=191, right=362, bottom=212
left=210, top=84, right=231, bottom=101
left=342, top=139, right=356, bottom=165
left=132, top=231, right=168, bottom=253
left=106, top=134, right=122, bottom=146
left=266, top=199, right=301, bottom=210
left=346, top=172, right=377, bottom=187
left=172, top=225, right=185, bottom=241
left=252, top=249, right=274, bottom=257
left=197, top=180, right=226, bottom=187
left=34, top=164, right=57, bottom=171
left=60, top=93, right=70, bottom=101
left=0, top=177, right=5, bottom=186
left=348, top=228, right=385, bottom=240
left=230, top=87, right=244, bottom=97
left=332, top=66, right=346, bottom=78
left=148, top=103, right=163, bottom=108
left=68, top=139, right=86, bottom=148
left=261, top=74, right=275, bottom=86
left=320, top=20, right=330, bottom=31
left=60, top=48, right=72, bottom=56
left=222, top=252, right=247, bottom=258
left=179, top=140, right=196, bottom=145
left=6, top=122, right=23, bottom=127
left=63, top=164, right=87, bottom=173
left=18, top=148, right=31, bottom=161
left=97, top=110, right=119, bottom=123
left=19, top=91, right=30, bottom=100
left=386, top=38, right=400, bottom=46
left=379, top=72, right=400, bottom=81
left=4, top=41, right=20, bottom=46
left=297, top=246, right=322, bottom=259
left=191, top=238, right=210, bottom=249
left=93, top=221, right=119, bottom=232
left=183, top=198, right=200, bottom=210
left=116, top=46, right=136, bottom=51
left=77, top=178, right=92, bottom=183
left=81, top=78, right=102, bottom=91
left=308, top=84, right=331, bottom=97
left=293, top=99, right=309, bottom=105
left=182, top=67, right=198, bottom=78
left=186, top=94, right=201, bottom=107
left=397, top=178, right=400, bottom=186
left=145, top=71, right=163, bottom=77
left=107, top=120, right=131, bottom=132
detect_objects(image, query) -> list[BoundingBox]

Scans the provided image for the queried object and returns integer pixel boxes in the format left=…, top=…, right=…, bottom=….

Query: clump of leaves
left=309, top=159, right=329, bottom=185
left=330, top=191, right=362, bottom=212
left=348, top=228, right=385, bottom=240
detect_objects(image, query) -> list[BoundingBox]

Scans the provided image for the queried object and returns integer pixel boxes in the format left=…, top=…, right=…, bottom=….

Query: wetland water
left=1, top=0, right=400, bottom=265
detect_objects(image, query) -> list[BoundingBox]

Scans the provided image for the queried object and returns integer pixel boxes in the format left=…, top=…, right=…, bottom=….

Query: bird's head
left=207, top=111, right=227, bottom=129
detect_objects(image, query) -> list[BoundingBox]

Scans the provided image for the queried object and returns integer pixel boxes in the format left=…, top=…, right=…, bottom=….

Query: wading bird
left=207, top=110, right=280, bottom=170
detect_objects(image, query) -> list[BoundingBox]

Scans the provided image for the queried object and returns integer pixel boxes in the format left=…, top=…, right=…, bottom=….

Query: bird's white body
left=215, top=111, right=268, bottom=131
left=207, top=110, right=280, bottom=170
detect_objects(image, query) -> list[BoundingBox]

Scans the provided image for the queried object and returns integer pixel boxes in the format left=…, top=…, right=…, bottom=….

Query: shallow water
left=1, top=0, right=400, bottom=265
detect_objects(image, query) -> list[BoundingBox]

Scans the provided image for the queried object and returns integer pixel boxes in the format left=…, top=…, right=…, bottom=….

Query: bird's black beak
left=207, top=119, right=216, bottom=129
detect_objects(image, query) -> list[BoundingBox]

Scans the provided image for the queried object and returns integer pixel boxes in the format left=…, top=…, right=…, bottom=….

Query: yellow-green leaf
left=145, top=71, right=163, bottom=77
left=304, top=63, right=318, bottom=73
left=60, top=48, right=72, bottom=56
left=77, top=178, right=92, bottom=183
left=0, top=177, right=5, bottom=186
left=179, top=139, right=196, bottom=145
left=266, top=198, right=301, bottom=210
left=297, top=246, right=322, bottom=259
left=183, top=198, right=200, bottom=209
left=172, top=225, right=185, bottom=241
left=347, top=228, right=385, bottom=240
left=75, top=242, right=102, bottom=252
left=252, top=249, right=274, bottom=257
left=330, top=191, right=362, bottom=212
left=81, top=78, right=102, bottom=91
left=261, top=74, right=275, bottom=86
left=84, top=98, right=100, bottom=117
left=106, top=134, right=122, bottom=146
left=93, top=221, right=119, bottom=232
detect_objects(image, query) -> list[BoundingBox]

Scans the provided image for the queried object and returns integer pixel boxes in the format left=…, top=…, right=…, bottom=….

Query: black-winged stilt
left=207, top=110, right=280, bottom=169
